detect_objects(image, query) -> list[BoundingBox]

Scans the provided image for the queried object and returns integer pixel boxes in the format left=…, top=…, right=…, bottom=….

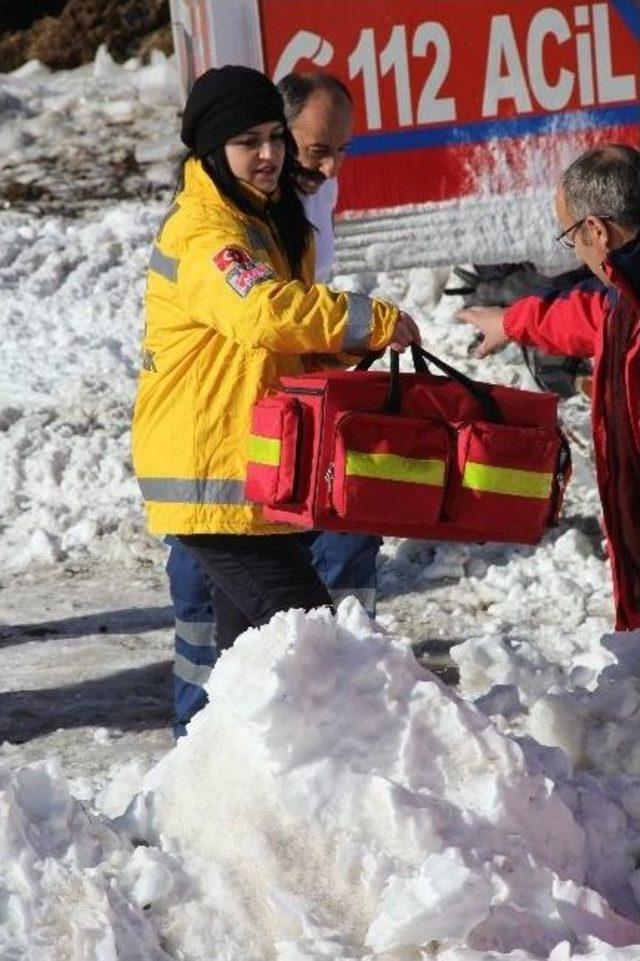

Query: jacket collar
left=239, top=179, right=282, bottom=209
left=606, top=231, right=640, bottom=306
left=182, top=157, right=279, bottom=216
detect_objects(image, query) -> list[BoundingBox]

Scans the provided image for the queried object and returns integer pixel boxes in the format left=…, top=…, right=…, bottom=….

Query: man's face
left=554, top=185, right=610, bottom=284
left=289, top=88, right=353, bottom=193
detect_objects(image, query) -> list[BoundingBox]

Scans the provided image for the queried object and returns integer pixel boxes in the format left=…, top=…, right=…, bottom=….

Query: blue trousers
left=166, top=532, right=381, bottom=736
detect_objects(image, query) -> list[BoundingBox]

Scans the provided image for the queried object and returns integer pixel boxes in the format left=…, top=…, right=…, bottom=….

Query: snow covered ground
left=2, top=49, right=639, bottom=961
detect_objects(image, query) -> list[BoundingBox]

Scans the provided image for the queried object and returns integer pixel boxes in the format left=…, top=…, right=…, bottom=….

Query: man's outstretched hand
left=455, top=306, right=509, bottom=358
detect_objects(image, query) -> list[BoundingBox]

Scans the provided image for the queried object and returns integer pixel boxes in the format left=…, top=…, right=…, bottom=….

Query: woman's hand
left=388, top=311, right=422, bottom=352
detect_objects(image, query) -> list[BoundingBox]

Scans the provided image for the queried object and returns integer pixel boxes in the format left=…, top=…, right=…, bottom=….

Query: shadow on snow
left=0, top=605, right=174, bottom=647
left=1, top=661, right=174, bottom=742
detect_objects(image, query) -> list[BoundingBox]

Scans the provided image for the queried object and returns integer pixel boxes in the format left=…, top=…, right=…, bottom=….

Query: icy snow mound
left=3, top=602, right=640, bottom=959
left=0, top=49, right=183, bottom=573
left=0, top=48, right=181, bottom=214
left=0, top=204, right=162, bottom=408
left=0, top=202, right=166, bottom=573
left=108, top=600, right=637, bottom=960
left=0, top=758, right=178, bottom=961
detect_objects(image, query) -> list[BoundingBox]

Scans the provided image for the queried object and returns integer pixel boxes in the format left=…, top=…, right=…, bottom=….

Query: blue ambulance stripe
left=610, top=0, right=640, bottom=41
left=348, top=103, right=640, bottom=158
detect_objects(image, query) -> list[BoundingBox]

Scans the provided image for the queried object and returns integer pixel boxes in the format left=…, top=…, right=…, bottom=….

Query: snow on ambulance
left=169, top=0, right=640, bottom=268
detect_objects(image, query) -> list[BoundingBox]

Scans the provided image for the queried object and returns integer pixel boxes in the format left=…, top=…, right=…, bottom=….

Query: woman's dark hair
left=173, top=128, right=313, bottom=279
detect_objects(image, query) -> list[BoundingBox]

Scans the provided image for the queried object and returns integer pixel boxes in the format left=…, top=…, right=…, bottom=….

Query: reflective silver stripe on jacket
left=138, top=477, right=247, bottom=504
left=156, top=203, right=180, bottom=243
left=174, top=653, right=214, bottom=687
left=175, top=619, right=217, bottom=646
left=149, top=245, right=179, bottom=283
left=343, top=292, right=373, bottom=351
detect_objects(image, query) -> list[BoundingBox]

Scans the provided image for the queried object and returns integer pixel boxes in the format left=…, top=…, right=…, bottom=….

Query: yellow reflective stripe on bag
left=462, top=461, right=552, bottom=499
left=346, top=451, right=446, bottom=486
left=248, top=435, right=281, bottom=466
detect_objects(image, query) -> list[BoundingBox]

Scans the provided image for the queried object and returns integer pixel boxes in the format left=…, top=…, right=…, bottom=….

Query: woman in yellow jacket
left=132, top=65, right=420, bottom=649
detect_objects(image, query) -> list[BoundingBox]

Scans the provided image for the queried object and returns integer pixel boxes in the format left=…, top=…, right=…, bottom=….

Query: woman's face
left=224, top=121, right=286, bottom=194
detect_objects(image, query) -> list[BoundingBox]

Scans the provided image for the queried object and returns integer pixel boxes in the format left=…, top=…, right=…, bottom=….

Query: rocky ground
left=0, top=42, right=181, bottom=220
left=0, top=0, right=172, bottom=73
left=0, top=0, right=177, bottom=216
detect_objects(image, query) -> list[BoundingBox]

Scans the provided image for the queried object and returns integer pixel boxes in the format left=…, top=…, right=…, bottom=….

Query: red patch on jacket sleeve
left=213, top=246, right=254, bottom=272
left=226, top=262, right=275, bottom=297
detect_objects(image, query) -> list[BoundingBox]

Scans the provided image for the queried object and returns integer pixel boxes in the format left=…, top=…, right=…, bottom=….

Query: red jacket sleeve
left=503, top=280, right=610, bottom=358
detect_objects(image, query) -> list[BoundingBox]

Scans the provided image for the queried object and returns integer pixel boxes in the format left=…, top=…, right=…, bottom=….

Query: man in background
left=458, top=143, right=640, bottom=632
left=279, top=71, right=352, bottom=282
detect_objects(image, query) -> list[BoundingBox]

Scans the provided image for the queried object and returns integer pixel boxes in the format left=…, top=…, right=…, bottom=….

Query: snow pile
left=109, top=601, right=638, bottom=960
left=450, top=624, right=640, bottom=927
left=5, top=603, right=640, bottom=959
left=0, top=758, right=178, bottom=960
left=0, top=48, right=180, bottom=212
left=0, top=203, right=165, bottom=572
left=0, top=51, right=183, bottom=574
left=375, top=525, right=611, bottom=679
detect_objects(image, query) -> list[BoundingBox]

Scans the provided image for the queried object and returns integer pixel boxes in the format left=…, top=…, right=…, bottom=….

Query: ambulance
left=168, top=1, right=639, bottom=269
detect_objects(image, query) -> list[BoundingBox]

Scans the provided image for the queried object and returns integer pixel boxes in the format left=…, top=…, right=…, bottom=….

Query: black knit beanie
left=181, top=65, right=286, bottom=158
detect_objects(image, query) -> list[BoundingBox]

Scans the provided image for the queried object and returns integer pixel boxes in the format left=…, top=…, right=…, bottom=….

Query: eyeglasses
left=555, top=215, right=613, bottom=249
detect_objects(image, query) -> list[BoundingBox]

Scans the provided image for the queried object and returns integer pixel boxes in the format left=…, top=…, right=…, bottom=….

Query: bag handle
left=355, top=347, right=429, bottom=374
left=410, top=345, right=504, bottom=423
left=354, top=351, right=383, bottom=371
left=358, top=346, right=503, bottom=423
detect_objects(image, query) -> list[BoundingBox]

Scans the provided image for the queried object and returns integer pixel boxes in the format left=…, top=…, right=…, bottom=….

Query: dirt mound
left=0, top=0, right=172, bottom=72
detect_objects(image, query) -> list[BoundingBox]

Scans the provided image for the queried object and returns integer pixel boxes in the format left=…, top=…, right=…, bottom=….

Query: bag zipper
left=283, top=386, right=325, bottom=396
left=325, top=463, right=335, bottom=502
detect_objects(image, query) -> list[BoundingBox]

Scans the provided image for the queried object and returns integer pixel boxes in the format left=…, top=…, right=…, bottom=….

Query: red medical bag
left=246, top=347, right=571, bottom=545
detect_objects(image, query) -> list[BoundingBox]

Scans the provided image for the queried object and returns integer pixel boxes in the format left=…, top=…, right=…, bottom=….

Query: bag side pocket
left=246, top=396, right=301, bottom=505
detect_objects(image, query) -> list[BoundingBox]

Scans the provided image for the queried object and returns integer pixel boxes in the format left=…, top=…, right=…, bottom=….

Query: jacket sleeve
left=177, top=223, right=398, bottom=355
left=503, top=280, right=609, bottom=358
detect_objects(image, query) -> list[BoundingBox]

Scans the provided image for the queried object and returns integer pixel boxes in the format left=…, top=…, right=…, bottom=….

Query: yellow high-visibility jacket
left=132, top=158, right=399, bottom=535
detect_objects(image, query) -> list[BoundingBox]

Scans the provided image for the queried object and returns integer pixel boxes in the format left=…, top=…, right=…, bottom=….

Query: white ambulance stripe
left=343, top=292, right=373, bottom=350
left=138, top=477, right=246, bottom=504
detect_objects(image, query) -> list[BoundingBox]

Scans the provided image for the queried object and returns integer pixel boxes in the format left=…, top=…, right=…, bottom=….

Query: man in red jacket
left=457, top=143, right=640, bottom=630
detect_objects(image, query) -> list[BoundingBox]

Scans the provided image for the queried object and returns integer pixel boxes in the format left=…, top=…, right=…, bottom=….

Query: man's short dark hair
left=562, top=143, right=640, bottom=230
left=277, top=72, right=353, bottom=124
